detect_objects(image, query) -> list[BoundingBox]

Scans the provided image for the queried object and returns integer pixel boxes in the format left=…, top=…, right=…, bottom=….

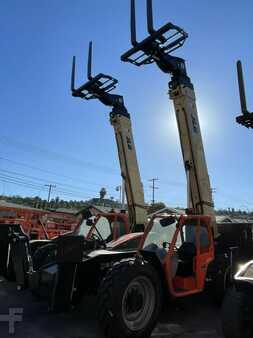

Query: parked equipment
left=0, top=204, right=78, bottom=239
left=1, top=208, right=136, bottom=290
left=0, top=224, right=32, bottom=284
left=0, top=207, right=79, bottom=282
left=1, top=41, right=147, bottom=287
left=27, top=217, right=143, bottom=312
left=221, top=61, right=253, bottom=338
left=71, top=41, right=147, bottom=231
left=222, top=262, right=253, bottom=338
left=96, top=2, right=253, bottom=337
left=9, top=43, right=149, bottom=305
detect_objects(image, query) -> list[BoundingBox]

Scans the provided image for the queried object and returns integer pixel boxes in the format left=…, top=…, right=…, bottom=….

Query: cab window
left=143, top=219, right=177, bottom=249
left=75, top=219, right=92, bottom=237
left=94, top=216, right=112, bottom=241
left=184, top=223, right=209, bottom=249
left=112, top=218, right=128, bottom=237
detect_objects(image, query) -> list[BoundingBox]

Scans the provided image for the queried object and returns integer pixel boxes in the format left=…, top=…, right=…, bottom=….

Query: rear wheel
left=222, top=287, right=253, bottom=338
left=97, top=259, right=162, bottom=338
left=210, top=267, right=231, bottom=305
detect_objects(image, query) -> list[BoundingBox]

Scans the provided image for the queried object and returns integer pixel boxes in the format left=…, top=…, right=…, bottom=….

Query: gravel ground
left=0, top=276, right=223, bottom=338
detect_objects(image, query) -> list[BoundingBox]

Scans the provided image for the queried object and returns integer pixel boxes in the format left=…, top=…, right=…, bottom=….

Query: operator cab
left=86, top=213, right=130, bottom=243
left=73, top=212, right=130, bottom=244
left=176, top=218, right=210, bottom=277
left=74, top=216, right=96, bottom=237
left=141, top=213, right=214, bottom=297
left=142, top=217, right=179, bottom=275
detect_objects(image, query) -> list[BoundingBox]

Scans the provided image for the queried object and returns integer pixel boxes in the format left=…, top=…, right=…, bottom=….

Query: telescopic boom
left=121, top=0, right=217, bottom=236
left=71, top=42, right=147, bottom=231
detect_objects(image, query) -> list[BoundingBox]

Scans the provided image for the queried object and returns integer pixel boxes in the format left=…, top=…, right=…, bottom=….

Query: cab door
left=194, top=216, right=214, bottom=290
left=165, top=215, right=214, bottom=297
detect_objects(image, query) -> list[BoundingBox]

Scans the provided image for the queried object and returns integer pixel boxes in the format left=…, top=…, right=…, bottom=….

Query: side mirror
left=86, top=219, right=94, bottom=227
left=160, top=216, right=176, bottom=227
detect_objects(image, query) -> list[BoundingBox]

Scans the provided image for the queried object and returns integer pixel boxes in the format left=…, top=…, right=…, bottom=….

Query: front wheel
left=222, top=287, right=253, bottom=338
left=97, top=259, right=162, bottom=338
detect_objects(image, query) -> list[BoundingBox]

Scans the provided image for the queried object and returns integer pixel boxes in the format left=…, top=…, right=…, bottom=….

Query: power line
left=0, top=157, right=119, bottom=190
left=158, top=179, right=185, bottom=188
left=0, top=171, right=120, bottom=201
left=0, top=179, right=91, bottom=200
left=0, top=168, right=99, bottom=195
left=0, top=136, right=117, bottom=175
left=0, top=177, right=48, bottom=194
left=0, top=174, right=48, bottom=191
left=0, top=175, right=92, bottom=200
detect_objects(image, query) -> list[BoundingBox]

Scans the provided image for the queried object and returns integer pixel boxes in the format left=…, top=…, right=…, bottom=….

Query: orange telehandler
left=3, top=42, right=147, bottom=302
left=25, top=0, right=253, bottom=323
left=221, top=61, right=253, bottom=338
left=96, top=2, right=253, bottom=337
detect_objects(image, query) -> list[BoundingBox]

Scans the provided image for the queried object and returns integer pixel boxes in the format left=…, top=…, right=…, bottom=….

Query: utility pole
left=121, top=179, right=125, bottom=209
left=45, top=184, right=56, bottom=203
left=148, top=178, right=159, bottom=205
left=116, top=185, right=122, bottom=203
left=116, top=179, right=126, bottom=209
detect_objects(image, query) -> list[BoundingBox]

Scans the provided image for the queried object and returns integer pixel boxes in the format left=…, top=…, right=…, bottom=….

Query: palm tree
left=99, top=187, right=107, bottom=200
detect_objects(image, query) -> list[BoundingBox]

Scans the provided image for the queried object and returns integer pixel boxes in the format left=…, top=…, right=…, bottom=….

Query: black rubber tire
left=222, top=287, right=253, bottom=338
left=97, top=259, right=162, bottom=338
left=210, top=267, right=231, bottom=305
left=32, top=243, right=57, bottom=270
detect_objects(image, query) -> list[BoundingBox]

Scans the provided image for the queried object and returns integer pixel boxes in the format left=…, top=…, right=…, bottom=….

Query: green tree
left=99, top=187, right=107, bottom=199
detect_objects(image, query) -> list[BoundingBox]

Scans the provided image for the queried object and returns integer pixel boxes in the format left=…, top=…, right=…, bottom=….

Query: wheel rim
left=122, top=276, right=156, bottom=331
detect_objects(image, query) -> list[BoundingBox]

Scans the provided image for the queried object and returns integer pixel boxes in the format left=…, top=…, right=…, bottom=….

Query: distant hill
left=0, top=195, right=121, bottom=211
left=0, top=194, right=252, bottom=217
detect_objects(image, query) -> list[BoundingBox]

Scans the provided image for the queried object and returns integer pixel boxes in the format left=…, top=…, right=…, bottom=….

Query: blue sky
left=0, top=0, right=252, bottom=209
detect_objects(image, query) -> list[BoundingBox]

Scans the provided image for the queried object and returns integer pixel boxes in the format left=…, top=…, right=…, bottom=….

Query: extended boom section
left=71, top=42, right=147, bottom=230
left=121, top=0, right=216, bottom=234
left=110, top=112, right=147, bottom=229
left=169, top=81, right=215, bottom=220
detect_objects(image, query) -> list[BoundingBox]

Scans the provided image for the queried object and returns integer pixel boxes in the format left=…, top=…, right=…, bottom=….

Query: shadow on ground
left=0, top=277, right=223, bottom=338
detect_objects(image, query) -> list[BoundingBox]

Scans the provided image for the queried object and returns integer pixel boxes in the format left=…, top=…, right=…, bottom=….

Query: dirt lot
left=0, top=276, right=223, bottom=338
